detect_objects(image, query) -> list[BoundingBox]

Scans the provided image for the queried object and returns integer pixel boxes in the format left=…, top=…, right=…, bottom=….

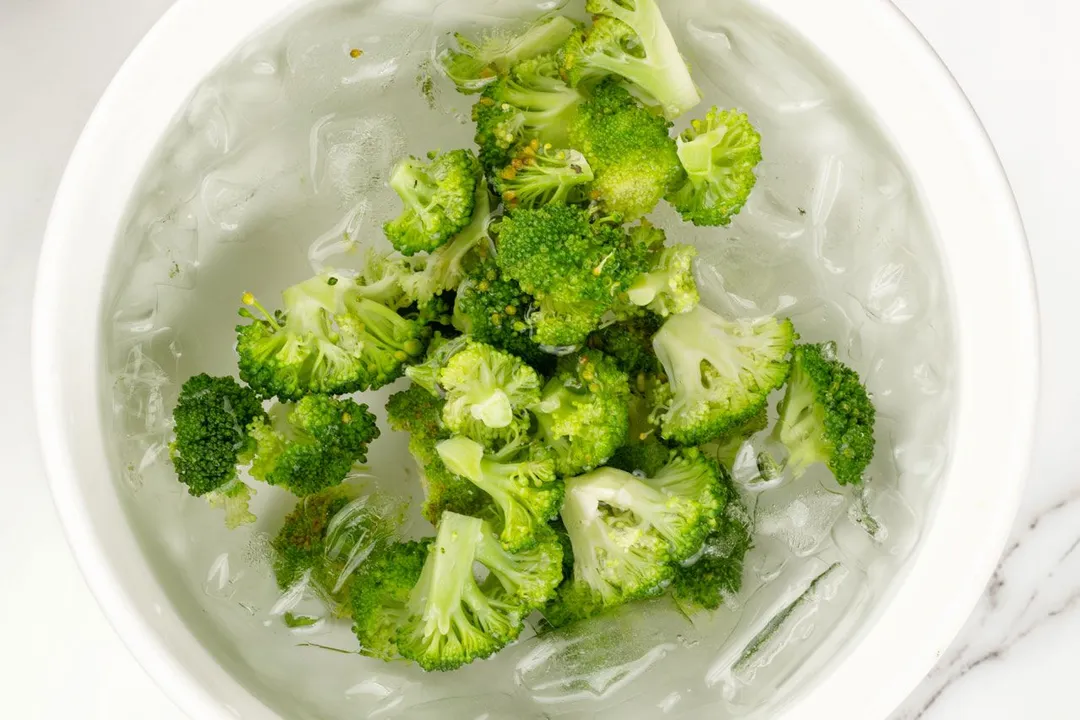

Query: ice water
left=102, top=0, right=955, bottom=717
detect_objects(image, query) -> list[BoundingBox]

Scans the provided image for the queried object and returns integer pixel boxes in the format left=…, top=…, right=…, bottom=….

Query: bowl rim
left=32, top=0, right=1039, bottom=718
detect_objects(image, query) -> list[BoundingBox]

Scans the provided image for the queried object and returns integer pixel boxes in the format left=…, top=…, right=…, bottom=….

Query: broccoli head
left=453, top=259, right=550, bottom=369
left=440, top=15, right=580, bottom=94
left=397, top=511, right=562, bottom=671
left=169, top=374, right=266, bottom=497
left=383, top=149, right=481, bottom=256
left=643, top=448, right=724, bottom=531
left=667, top=108, right=762, bottom=226
left=436, top=436, right=562, bottom=551
left=438, top=341, right=542, bottom=447
left=350, top=539, right=431, bottom=660
left=562, top=0, right=701, bottom=119
left=495, top=206, right=648, bottom=346
left=544, top=465, right=708, bottom=627
left=652, top=305, right=795, bottom=445
left=772, top=342, right=876, bottom=486
left=237, top=273, right=427, bottom=401
left=625, top=243, right=700, bottom=317
left=248, top=395, right=380, bottom=497
left=494, top=139, right=595, bottom=210
left=532, top=350, right=631, bottom=476
left=568, top=80, right=684, bottom=220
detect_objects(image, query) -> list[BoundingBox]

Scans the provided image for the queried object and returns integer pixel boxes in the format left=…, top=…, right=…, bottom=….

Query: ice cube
left=309, top=112, right=405, bottom=202
left=752, top=469, right=849, bottom=557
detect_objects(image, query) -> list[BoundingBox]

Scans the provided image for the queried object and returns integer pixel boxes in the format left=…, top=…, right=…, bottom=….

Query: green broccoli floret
left=404, top=332, right=469, bottom=396
left=169, top=374, right=266, bottom=497
left=561, top=0, right=701, bottom=119
left=350, top=539, right=431, bottom=659
left=495, top=206, right=648, bottom=346
left=383, top=149, right=481, bottom=256
left=671, top=467, right=752, bottom=611
left=667, top=108, right=762, bottom=226
left=567, top=80, right=684, bottom=220
left=625, top=243, right=700, bottom=317
left=397, top=511, right=562, bottom=671
left=771, top=343, right=876, bottom=486
left=532, top=350, right=631, bottom=476
left=453, top=259, right=550, bottom=369
left=706, top=405, right=769, bottom=469
left=494, top=139, right=595, bottom=210
left=608, top=388, right=668, bottom=477
left=400, top=185, right=494, bottom=306
left=272, top=487, right=401, bottom=614
left=441, top=15, right=580, bottom=94
left=642, top=448, right=724, bottom=531
left=587, top=314, right=664, bottom=376
left=237, top=274, right=427, bottom=401
left=438, top=341, right=542, bottom=447
left=248, top=395, right=380, bottom=497
left=651, top=305, right=795, bottom=445
left=351, top=250, right=413, bottom=309
left=472, top=55, right=587, bottom=173
left=386, top=384, right=489, bottom=524
left=436, top=436, right=562, bottom=551
left=544, top=465, right=708, bottom=627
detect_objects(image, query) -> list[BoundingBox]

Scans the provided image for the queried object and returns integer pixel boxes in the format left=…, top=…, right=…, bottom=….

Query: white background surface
left=0, top=0, right=1075, bottom=718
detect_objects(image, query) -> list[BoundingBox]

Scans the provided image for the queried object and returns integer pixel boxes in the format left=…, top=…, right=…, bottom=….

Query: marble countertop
left=0, top=0, right=1074, bottom=717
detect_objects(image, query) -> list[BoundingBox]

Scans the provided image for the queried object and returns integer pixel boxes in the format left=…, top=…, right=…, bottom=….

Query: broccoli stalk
left=651, top=305, right=795, bottom=445
left=494, top=140, right=595, bottom=210
left=625, top=243, right=700, bottom=317
left=436, top=436, right=562, bottom=551
left=384, top=149, right=481, bottom=256
left=667, top=108, right=763, bottom=226
left=441, top=15, right=581, bottom=94
left=772, top=343, right=876, bottom=486
left=562, top=0, right=701, bottom=119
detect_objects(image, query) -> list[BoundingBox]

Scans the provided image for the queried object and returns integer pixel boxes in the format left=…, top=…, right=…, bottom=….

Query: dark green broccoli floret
left=588, top=314, right=664, bottom=376
left=667, top=108, right=762, bottom=226
left=472, top=55, right=587, bottom=173
left=532, top=350, right=631, bottom=476
left=384, top=149, right=481, bottom=256
left=397, top=512, right=562, bottom=671
left=350, top=539, right=431, bottom=659
left=248, top=395, right=380, bottom=497
left=272, top=487, right=400, bottom=614
left=453, top=259, right=550, bottom=369
left=625, top=243, right=700, bottom=317
left=438, top=341, right=542, bottom=447
left=494, top=139, right=595, bottom=210
left=237, top=273, right=428, bottom=401
left=651, top=305, right=795, bottom=445
left=437, top=436, right=562, bottom=551
left=544, top=464, right=709, bottom=627
left=607, top=389, right=668, bottom=477
left=170, top=374, right=266, bottom=497
left=441, top=15, right=580, bottom=94
left=496, top=206, right=648, bottom=346
left=561, top=0, right=700, bottom=119
left=567, top=80, right=684, bottom=220
left=772, top=343, right=876, bottom=486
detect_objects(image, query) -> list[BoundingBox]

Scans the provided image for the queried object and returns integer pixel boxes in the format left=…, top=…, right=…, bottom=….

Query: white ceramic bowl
left=33, top=0, right=1038, bottom=718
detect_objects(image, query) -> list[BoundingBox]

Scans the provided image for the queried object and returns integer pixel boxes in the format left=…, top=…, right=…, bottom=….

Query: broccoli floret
left=400, top=185, right=495, bottom=306
left=169, top=374, right=266, bottom=497
left=496, top=206, right=648, bottom=346
left=494, top=140, right=595, bottom=210
left=587, top=314, right=664, bottom=376
left=352, top=250, right=413, bottom=309
left=532, top=350, right=631, bottom=476
left=706, top=405, right=769, bottom=469
left=671, top=467, right=752, bottom=611
left=438, top=341, right=542, bottom=447
left=651, top=305, right=795, bottom=445
left=272, top=487, right=400, bottom=614
left=567, top=80, right=684, bottom=220
left=667, top=108, right=762, bottom=226
left=453, top=259, right=550, bottom=369
left=397, top=512, right=562, bottom=671
left=473, top=55, right=587, bottom=173
left=248, top=395, right=380, bottom=497
left=625, top=244, right=700, bottom=317
left=384, top=149, right=481, bottom=256
left=404, top=332, right=469, bottom=396
left=350, top=539, right=431, bottom=660
left=643, top=448, right=724, bottom=530
left=206, top=479, right=258, bottom=530
left=237, top=273, right=427, bottom=401
left=608, top=389, right=668, bottom=477
left=436, top=436, right=562, bottom=551
left=771, top=343, right=876, bottom=486
left=441, top=15, right=580, bottom=94
left=544, top=465, right=708, bottom=627
left=562, top=0, right=701, bottom=119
